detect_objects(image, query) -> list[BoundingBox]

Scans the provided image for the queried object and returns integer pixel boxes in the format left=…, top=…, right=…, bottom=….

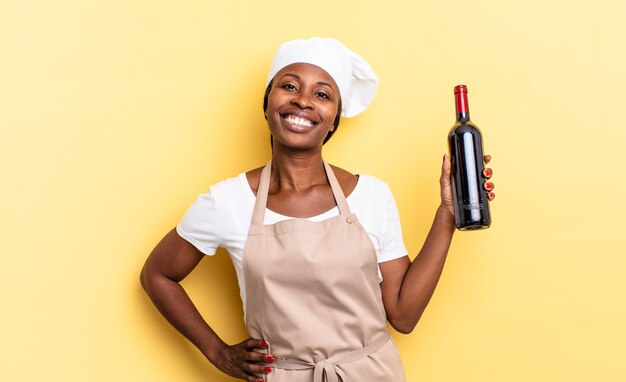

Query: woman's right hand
left=141, top=230, right=275, bottom=382
left=211, top=338, right=275, bottom=382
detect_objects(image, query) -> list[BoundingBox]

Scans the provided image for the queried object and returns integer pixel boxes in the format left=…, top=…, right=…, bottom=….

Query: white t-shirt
left=177, top=172, right=408, bottom=314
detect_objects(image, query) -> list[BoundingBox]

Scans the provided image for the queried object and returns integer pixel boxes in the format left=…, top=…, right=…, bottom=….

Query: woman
left=140, top=37, right=495, bottom=382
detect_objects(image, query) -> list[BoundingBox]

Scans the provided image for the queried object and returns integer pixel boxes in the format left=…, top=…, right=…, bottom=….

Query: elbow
left=139, top=262, right=177, bottom=297
left=139, top=263, right=154, bottom=294
left=139, top=266, right=148, bottom=292
left=397, top=325, right=415, bottom=335
left=388, top=310, right=425, bottom=335
left=390, top=320, right=417, bottom=335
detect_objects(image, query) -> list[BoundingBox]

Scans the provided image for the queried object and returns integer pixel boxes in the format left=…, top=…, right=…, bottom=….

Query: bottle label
left=462, top=133, right=482, bottom=220
left=461, top=202, right=484, bottom=210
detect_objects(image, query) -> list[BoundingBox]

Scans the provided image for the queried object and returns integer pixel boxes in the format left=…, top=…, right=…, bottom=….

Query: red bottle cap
left=454, top=85, right=469, bottom=114
left=454, top=85, right=468, bottom=94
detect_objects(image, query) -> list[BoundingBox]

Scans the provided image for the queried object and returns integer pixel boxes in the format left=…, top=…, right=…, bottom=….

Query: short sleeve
left=176, top=187, right=221, bottom=256
left=377, top=184, right=408, bottom=263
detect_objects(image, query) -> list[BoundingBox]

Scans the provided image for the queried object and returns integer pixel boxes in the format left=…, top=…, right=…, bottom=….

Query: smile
left=283, top=115, right=315, bottom=128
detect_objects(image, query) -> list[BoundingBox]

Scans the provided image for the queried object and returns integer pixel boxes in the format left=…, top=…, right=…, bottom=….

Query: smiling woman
left=262, top=76, right=343, bottom=145
left=140, top=37, right=495, bottom=382
left=265, top=64, right=340, bottom=150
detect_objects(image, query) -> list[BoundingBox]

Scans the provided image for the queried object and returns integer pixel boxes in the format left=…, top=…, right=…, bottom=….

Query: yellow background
left=1, top=0, right=624, bottom=380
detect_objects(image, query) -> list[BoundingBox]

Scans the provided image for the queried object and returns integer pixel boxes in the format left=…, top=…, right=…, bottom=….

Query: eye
left=316, top=92, right=330, bottom=100
left=281, top=83, right=297, bottom=91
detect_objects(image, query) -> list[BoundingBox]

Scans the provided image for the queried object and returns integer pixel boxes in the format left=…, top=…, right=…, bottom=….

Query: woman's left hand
left=482, top=155, right=495, bottom=201
left=440, top=154, right=495, bottom=218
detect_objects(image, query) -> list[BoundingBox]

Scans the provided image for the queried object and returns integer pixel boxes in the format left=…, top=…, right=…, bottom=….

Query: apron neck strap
left=323, top=161, right=351, bottom=217
left=251, top=160, right=352, bottom=225
left=251, top=161, right=272, bottom=225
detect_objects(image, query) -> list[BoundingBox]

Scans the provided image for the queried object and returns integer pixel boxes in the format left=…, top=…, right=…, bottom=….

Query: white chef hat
left=266, top=37, right=378, bottom=118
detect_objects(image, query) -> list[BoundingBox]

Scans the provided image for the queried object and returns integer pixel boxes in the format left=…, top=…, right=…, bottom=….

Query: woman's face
left=265, top=63, right=340, bottom=151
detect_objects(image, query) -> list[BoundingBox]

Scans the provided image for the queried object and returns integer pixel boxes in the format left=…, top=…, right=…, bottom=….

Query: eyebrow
left=279, top=73, right=335, bottom=90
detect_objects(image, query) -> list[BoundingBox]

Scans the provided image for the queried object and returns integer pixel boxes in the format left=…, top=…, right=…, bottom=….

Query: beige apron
left=243, top=161, right=406, bottom=382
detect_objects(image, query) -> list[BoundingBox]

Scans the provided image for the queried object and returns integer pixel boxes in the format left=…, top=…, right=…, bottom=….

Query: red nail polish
left=257, top=379, right=264, bottom=382
left=483, top=168, right=492, bottom=177
left=484, top=182, right=494, bottom=191
left=261, top=341, right=268, bottom=348
left=488, top=191, right=495, bottom=200
left=264, top=366, right=273, bottom=373
left=266, top=355, right=275, bottom=362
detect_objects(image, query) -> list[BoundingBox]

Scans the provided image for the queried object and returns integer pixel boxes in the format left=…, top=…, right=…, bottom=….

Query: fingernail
left=257, top=379, right=264, bottom=382
left=443, top=154, right=446, bottom=161
left=261, top=341, right=268, bottom=349
left=482, top=168, right=492, bottom=178
left=264, top=366, right=273, bottom=373
left=488, top=191, right=495, bottom=200
left=266, top=355, right=275, bottom=362
left=484, top=182, right=494, bottom=191
left=484, top=155, right=492, bottom=163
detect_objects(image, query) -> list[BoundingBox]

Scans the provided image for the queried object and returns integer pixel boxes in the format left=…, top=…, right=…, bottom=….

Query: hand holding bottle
left=440, top=154, right=495, bottom=219
left=448, top=85, right=494, bottom=230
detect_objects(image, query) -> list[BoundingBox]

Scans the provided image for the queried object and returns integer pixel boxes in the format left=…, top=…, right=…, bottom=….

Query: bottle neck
left=456, top=111, right=470, bottom=122
left=454, top=86, right=470, bottom=122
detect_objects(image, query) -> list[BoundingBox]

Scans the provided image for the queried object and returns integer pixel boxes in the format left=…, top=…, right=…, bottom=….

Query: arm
left=140, top=229, right=274, bottom=382
left=379, top=208, right=455, bottom=334
left=380, top=155, right=494, bottom=334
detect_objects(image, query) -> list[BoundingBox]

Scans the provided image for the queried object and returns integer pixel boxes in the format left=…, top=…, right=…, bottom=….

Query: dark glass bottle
left=448, top=85, right=491, bottom=230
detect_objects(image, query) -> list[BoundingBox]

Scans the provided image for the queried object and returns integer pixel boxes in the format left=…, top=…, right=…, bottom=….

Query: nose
left=290, top=93, right=314, bottom=109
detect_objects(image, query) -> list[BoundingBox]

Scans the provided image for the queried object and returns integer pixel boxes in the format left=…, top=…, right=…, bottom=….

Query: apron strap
left=323, top=161, right=351, bottom=217
left=273, top=335, right=391, bottom=382
left=251, top=161, right=272, bottom=226
left=251, top=160, right=352, bottom=226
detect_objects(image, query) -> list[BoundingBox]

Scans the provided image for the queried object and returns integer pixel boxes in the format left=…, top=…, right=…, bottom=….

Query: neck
left=270, top=149, right=327, bottom=191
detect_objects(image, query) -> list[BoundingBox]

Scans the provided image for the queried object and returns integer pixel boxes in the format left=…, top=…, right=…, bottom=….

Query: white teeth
left=285, top=115, right=314, bottom=127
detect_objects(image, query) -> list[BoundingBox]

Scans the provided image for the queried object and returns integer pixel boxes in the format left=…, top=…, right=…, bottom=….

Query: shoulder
left=193, top=172, right=254, bottom=208
left=209, top=172, right=249, bottom=193
left=352, top=173, right=394, bottom=200
left=329, top=164, right=359, bottom=198
left=180, top=172, right=254, bottom=230
left=326, top=164, right=393, bottom=200
left=244, top=166, right=265, bottom=196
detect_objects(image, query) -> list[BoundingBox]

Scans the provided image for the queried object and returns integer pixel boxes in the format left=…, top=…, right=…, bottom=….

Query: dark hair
left=263, top=80, right=342, bottom=145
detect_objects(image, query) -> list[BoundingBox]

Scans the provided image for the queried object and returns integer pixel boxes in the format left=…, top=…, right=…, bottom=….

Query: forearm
left=141, top=273, right=227, bottom=363
left=394, top=206, right=455, bottom=331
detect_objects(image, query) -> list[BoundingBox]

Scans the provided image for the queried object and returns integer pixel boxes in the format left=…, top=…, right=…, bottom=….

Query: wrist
left=437, top=204, right=456, bottom=230
left=203, top=339, right=227, bottom=365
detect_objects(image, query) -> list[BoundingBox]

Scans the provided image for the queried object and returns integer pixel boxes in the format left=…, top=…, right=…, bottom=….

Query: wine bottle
left=448, top=85, right=491, bottom=230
